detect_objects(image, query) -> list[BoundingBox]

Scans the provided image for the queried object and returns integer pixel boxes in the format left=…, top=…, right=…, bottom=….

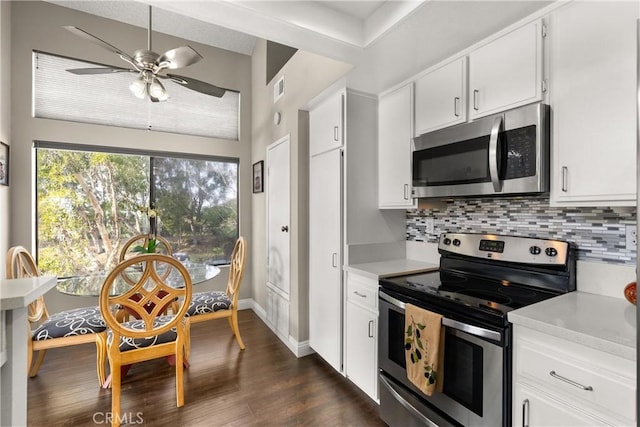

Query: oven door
left=379, top=290, right=506, bottom=427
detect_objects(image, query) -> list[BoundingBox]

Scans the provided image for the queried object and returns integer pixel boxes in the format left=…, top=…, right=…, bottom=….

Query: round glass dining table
left=56, top=262, right=221, bottom=296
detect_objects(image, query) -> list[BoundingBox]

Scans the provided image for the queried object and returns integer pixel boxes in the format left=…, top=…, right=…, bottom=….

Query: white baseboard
left=240, top=298, right=314, bottom=358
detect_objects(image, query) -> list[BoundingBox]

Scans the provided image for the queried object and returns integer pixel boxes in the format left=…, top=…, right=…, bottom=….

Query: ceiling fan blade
left=63, top=26, right=137, bottom=66
left=165, top=74, right=226, bottom=98
left=66, top=67, right=133, bottom=75
left=156, top=46, right=203, bottom=70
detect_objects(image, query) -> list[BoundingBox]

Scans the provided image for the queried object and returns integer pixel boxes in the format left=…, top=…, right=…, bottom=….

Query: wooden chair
left=99, top=253, right=192, bottom=427
left=5, top=246, right=108, bottom=386
left=118, top=234, right=176, bottom=320
left=185, top=236, right=247, bottom=354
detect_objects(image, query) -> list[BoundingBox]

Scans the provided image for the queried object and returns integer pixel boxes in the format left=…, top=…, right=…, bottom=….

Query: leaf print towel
left=404, top=303, right=444, bottom=397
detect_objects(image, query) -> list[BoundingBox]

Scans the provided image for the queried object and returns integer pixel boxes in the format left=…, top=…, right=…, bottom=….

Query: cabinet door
left=550, top=1, right=637, bottom=206
left=378, top=83, right=416, bottom=209
left=345, top=301, right=377, bottom=401
left=414, top=57, right=467, bottom=135
left=309, top=90, right=344, bottom=157
left=309, top=149, right=342, bottom=372
left=513, top=383, right=608, bottom=427
left=469, top=19, right=543, bottom=119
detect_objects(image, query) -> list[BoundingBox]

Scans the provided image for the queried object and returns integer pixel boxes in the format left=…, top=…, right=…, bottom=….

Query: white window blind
left=33, top=51, right=240, bottom=140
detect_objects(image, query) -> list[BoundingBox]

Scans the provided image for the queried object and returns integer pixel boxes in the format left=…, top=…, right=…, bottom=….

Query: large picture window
left=35, top=142, right=238, bottom=278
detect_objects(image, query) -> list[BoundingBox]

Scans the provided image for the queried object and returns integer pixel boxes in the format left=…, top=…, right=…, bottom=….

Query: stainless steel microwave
left=412, top=102, right=550, bottom=198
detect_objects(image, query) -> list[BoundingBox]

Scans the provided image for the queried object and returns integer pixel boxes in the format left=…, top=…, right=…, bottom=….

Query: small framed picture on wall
left=0, top=142, right=8, bottom=186
left=253, top=160, right=264, bottom=193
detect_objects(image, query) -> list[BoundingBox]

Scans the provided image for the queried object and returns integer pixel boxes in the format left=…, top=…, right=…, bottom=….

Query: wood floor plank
left=27, top=310, right=386, bottom=426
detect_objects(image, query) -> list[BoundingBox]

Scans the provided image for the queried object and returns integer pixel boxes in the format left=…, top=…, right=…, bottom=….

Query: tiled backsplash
left=407, top=197, right=637, bottom=265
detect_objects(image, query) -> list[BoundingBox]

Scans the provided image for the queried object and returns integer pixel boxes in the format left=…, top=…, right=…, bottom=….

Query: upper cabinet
left=414, top=57, right=467, bottom=135
left=549, top=1, right=638, bottom=206
left=309, top=89, right=344, bottom=157
left=468, top=19, right=544, bottom=120
left=378, top=83, right=416, bottom=209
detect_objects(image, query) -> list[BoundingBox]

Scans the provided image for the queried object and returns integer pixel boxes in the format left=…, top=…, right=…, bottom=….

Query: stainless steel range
left=378, top=233, right=576, bottom=427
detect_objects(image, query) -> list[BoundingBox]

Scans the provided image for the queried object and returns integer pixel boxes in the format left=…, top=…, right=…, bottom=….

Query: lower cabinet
left=266, top=285, right=289, bottom=340
left=512, top=325, right=636, bottom=426
left=344, top=271, right=378, bottom=402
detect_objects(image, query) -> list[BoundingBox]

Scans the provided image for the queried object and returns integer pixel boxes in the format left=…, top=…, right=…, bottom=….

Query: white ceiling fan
left=64, top=5, right=226, bottom=102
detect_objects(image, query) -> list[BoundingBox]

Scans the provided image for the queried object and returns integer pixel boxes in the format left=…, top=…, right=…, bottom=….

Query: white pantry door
left=266, top=135, right=291, bottom=297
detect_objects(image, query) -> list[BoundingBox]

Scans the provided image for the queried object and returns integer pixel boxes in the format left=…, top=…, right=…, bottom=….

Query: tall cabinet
left=308, top=86, right=404, bottom=375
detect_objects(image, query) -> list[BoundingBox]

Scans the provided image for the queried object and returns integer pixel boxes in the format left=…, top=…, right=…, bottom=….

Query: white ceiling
left=46, top=0, right=554, bottom=93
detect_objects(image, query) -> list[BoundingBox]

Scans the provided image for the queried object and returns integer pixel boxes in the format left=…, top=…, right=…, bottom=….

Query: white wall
left=10, top=2, right=252, bottom=314
left=251, top=39, right=352, bottom=342
left=0, top=0, right=10, bottom=279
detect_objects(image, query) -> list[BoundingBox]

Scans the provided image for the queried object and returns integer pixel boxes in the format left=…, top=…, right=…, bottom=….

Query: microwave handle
left=488, top=116, right=504, bottom=192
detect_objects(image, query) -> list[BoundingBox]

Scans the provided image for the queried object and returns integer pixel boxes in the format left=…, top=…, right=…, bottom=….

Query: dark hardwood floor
left=27, top=310, right=386, bottom=426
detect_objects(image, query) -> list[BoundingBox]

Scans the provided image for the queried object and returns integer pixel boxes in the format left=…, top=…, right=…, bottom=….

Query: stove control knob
left=452, top=239, right=461, bottom=247
left=545, top=247, right=558, bottom=257
left=529, top=245, right=541, bottom=255
left=443, top=238, right=452, bottom=245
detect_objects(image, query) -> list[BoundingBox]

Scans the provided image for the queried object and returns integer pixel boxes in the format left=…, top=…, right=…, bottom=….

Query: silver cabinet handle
left=549, top=370, right=593, bottom=391
left=488, top=116, right=504, bottom=192
left=561, top=166, right=568, bottom=192
left=332, top=252, right=337, bottom=268
left=522, top=399, right=529, bottom=427
left=454, top=97, right=460, bottom=117
left=368, top=320, right=374, bottom=338
left=333, top=125, right=339, bottom=141
left=473, top=90, right=479, bottom=111
left=353, top=290, right=367, bottom=298
left=403, top=184, right=409, bottom=200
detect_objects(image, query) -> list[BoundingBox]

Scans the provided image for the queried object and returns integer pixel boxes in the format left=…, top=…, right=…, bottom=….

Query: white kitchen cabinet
left=309, top=89, right=343, bottom=157
left=414, top=57, right=467, bottom=135
left=265, top=285, right=289, bottom=341
left=309, top=148, right=343, bottom=372
left=468, top=19, right=544, bottom=120
left=344, top=271, right=378, bottom=401
left=308, top=86, right=404, bottom=374
left=512, top=326, right=636, bottom=426
left=549, top=1, right=637, bottom=206
left=378, top=83, right=416, bottom=209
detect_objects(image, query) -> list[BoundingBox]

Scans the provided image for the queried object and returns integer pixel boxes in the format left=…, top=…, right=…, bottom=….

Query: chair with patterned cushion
left=5, top=246, right=108, bottom=385
left=99, top=253, right=192, bottom=427
left=186, top=236, right=247, bottom=354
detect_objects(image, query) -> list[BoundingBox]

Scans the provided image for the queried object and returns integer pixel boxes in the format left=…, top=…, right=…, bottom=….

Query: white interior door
left=266, top=135, right=291, bottom=296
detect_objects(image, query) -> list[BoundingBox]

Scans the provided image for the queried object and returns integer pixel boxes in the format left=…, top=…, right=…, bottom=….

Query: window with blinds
left=33, top=51, right=240, bottom=140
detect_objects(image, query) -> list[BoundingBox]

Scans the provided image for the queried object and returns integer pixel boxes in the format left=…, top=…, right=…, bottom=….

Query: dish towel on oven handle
left=404, top=303, right=444, bottom=396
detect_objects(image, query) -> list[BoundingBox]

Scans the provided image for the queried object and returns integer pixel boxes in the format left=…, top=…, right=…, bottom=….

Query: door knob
left=281, top=225, right=289, bottom=232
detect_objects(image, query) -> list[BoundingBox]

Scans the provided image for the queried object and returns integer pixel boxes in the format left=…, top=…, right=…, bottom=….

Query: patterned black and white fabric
left=186, top=291, right=231, bottom=317
left=32, top=306, right=106, bottom=341
left=108, top=315, right=180, bottom=352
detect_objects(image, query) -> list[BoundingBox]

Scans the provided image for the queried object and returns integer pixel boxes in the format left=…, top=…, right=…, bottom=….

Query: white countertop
left=344, top=259, right=439, bottom=280
left=0, top=275, right=58, bottom=311
left=508, top=291, right=636, bottom=361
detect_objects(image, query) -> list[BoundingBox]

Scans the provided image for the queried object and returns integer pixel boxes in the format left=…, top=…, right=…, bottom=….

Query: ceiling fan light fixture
left=149, top=78, right=168, bottom=101
left=129, top=76, right=147, bottom=99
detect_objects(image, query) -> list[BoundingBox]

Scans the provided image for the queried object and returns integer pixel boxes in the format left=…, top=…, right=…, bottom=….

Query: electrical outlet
left=425, top=218, right=434, bottom=235
left=625, top=225, right=637, bottom=249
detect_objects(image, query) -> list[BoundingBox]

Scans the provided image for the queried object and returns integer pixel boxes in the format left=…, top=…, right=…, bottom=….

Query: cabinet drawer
left=515, top=329, right=635, bottom=422
left=346, top=273, right=378, bottom=311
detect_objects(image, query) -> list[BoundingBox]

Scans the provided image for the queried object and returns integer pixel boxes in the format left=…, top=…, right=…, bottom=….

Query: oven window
left=443, top=330, right=484, bottom=416
left=388, top=309, right=406, bottom=369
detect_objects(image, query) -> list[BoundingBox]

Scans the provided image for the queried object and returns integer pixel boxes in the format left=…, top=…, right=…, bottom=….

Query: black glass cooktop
left=380, top=269, right=562, bottom=322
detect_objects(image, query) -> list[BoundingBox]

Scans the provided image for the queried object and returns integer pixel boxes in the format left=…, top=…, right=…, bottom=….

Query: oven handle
left=379, top=374, right=440, bottom=427
left=379, top=291, right=502, bottom=343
